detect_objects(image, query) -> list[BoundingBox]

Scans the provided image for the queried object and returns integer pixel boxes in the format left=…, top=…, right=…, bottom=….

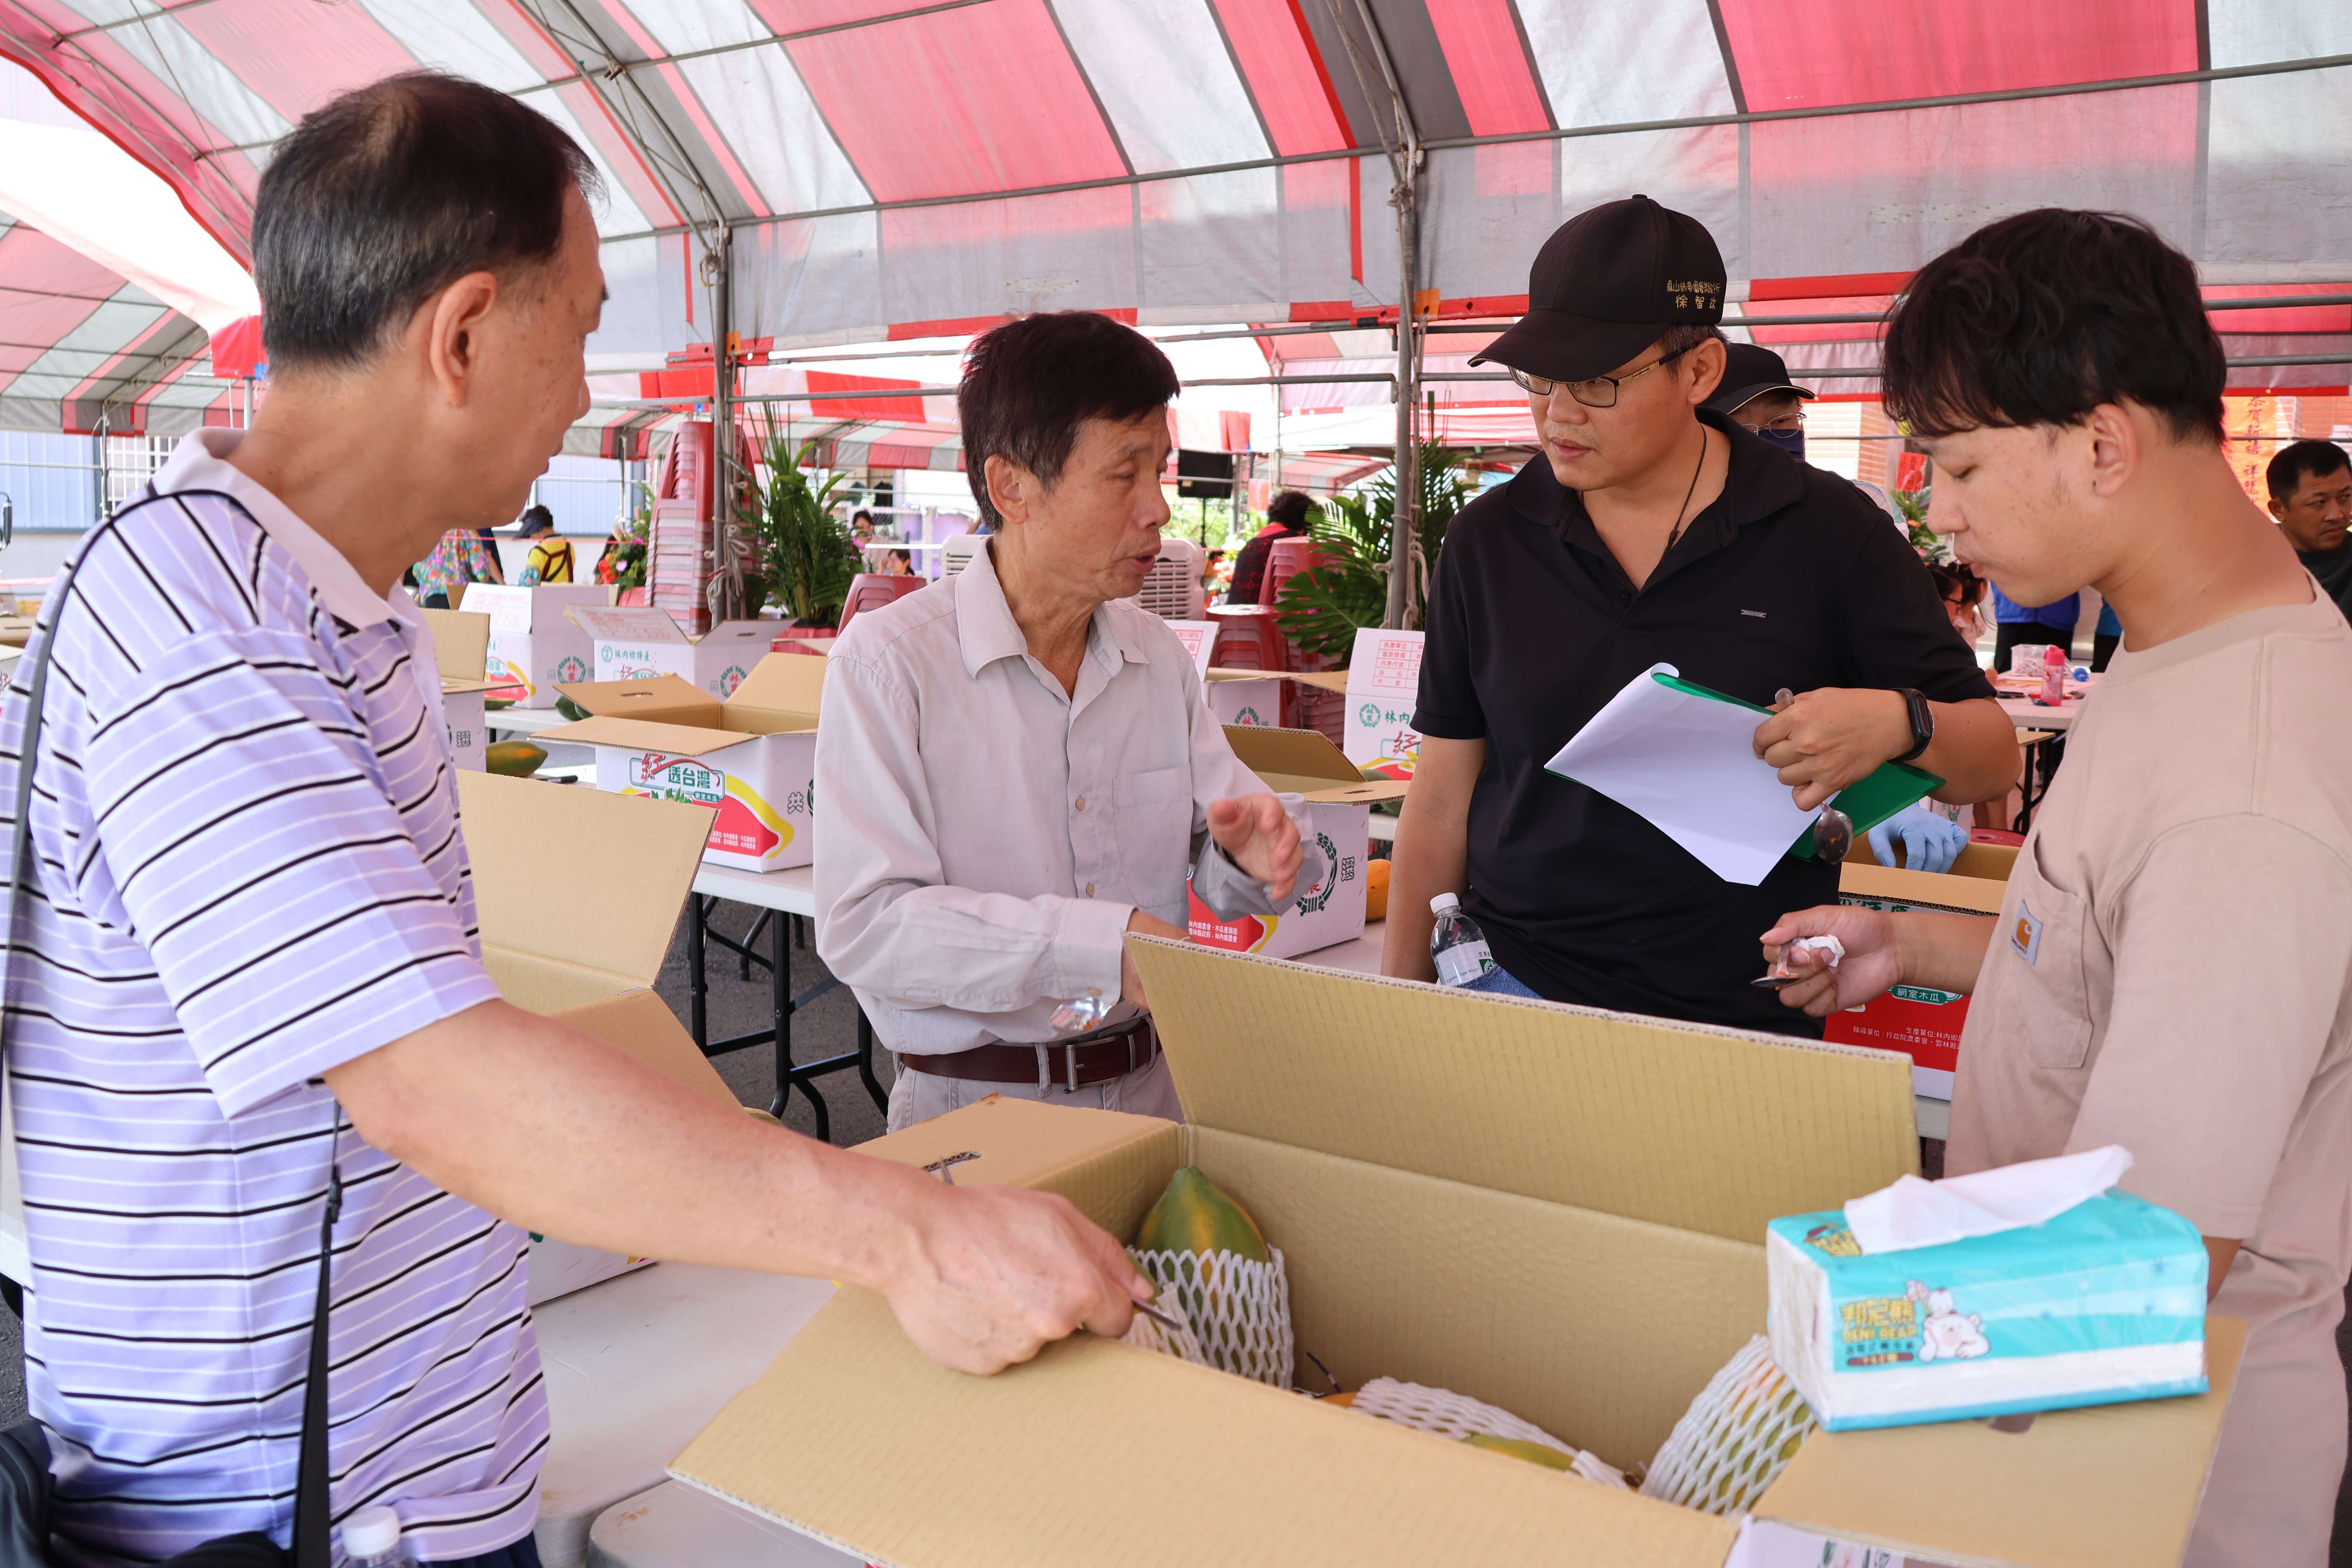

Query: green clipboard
left=1650, top=671, right=1945, bottom=861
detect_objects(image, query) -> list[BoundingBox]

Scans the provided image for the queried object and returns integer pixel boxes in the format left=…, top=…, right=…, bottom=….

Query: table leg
left=740, top=911, right=768, bottom=982
left=686, top=895, right=709, bottom=1051
left=767, top=904, right=804, bottom=1129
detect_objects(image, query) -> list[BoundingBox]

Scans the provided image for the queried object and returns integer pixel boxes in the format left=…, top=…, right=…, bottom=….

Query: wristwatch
left=1892, top=687, right=1934, bottom=764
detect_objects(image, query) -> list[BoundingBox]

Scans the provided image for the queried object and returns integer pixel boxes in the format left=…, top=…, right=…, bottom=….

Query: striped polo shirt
left=2, top=430, right=545, bottom=1564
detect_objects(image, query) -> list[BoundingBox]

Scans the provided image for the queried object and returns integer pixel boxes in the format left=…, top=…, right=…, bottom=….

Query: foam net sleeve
left=1128, top=1246, right=1293, bottom=1389
left=1640, top=1335, right=1820, bottom=1515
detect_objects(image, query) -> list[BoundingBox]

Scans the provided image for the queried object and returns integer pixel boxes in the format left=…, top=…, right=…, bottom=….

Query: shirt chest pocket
left=1996, top=843, right=2096, bottom=1071
left=1114, top=765, right=1191, bottom=895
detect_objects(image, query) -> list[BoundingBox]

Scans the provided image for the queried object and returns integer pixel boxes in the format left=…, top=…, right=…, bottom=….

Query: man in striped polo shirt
left=2, top=74, right=1150, bottom=1567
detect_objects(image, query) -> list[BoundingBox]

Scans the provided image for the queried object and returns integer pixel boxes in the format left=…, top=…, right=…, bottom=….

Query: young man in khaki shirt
left=1765, top=210, right=2352, bottom=1568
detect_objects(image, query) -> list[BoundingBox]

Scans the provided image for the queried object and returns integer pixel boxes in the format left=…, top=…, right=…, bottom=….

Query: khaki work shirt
left=812, top=542, right=1276, bottom=1055
left=1947, top=588, right=2352, bottom=1567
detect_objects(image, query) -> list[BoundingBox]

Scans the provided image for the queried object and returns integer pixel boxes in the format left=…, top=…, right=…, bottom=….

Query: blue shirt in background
left=1991, top=584, right=2081, bottom=630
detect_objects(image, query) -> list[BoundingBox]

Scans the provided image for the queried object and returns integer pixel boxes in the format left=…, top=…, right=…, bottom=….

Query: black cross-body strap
left=2, top=508, right=335, bottom=1567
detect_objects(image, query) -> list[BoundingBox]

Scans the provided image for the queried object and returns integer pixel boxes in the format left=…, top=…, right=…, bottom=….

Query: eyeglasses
left=1508, top=345, right=1689, bottom=409
left=1737, top=412, right=1808, bottom=435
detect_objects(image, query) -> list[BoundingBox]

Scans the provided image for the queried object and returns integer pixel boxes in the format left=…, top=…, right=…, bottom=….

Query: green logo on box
left=1889, top=984, right=1964, bottom=1005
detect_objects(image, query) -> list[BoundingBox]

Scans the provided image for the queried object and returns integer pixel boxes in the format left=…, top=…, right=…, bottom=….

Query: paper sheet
left=1544, top=663, right=1816, bottom=886
left=1845, top=1145, right=2135, bottom=1254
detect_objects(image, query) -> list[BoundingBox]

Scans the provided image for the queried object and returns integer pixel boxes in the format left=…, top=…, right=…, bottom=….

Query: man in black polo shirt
left=1380, top=197, right=2015, bottom=1035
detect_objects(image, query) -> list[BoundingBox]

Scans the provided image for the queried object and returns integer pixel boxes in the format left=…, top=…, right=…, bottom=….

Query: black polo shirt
left=1413, top=412, right=1993, bottom=1036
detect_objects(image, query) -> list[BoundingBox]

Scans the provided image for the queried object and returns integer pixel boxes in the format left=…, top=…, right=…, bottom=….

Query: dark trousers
left=1993, top=620, right=2074, bottom=674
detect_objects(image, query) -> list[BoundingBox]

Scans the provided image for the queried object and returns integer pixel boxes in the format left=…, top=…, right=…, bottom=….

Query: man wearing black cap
left=1706, top=343, right=1814, bottom=459
left=1380, top=195, right=2016, bottom=1035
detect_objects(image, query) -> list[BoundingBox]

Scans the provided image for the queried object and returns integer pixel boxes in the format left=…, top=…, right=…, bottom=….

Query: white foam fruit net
left=1641, top=1335, right=1820, bottom=1516
left=1127, top=1247, right=1292, bottom=1389
left=1351, top=1378, right=1632, bottom=1489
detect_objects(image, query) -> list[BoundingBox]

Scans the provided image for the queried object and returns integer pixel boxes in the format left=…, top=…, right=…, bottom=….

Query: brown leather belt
left=902, top=1017, right=1158, bottom=1093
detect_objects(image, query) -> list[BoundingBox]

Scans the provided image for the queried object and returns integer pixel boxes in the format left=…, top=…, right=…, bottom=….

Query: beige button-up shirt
left=813, top=542, right=1277, bottom=1055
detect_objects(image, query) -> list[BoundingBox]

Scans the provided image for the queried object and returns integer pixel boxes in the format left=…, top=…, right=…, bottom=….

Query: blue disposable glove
left=1866, top=805, right=1968, bottom=874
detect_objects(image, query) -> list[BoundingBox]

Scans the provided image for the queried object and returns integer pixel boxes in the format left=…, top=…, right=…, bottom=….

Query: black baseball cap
left=1704, top=343, right=1816, bottom=416
left=1473, top=195, right=1725, bottom=383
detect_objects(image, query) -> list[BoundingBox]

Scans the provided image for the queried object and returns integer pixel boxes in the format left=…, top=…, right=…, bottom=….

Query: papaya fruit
left=484, top=740, right=547, bottom=777
left=1463, top=1433, right=1576, bottom=1471
left=1364, top=858, right=1390, bottom=921
left=1133, top=1167, right=1270, bottom=1261
left=555, top=693, right=591, bottom=723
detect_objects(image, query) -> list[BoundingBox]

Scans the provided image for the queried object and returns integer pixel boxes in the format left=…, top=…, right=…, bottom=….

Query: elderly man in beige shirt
left=815, top=313, right=1304, bottom=1131
left=1764, top=212, right=2352, bottom=1568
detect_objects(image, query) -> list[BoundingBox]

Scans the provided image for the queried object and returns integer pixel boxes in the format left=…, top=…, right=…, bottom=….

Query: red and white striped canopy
left=1, top=0, right=2347, bottom=436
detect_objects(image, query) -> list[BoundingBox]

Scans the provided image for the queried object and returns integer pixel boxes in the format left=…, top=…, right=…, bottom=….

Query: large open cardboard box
left=458, top=771, right=738, bottom=1300
left=537, top=654, right=827, bottom=870
left=669, top=942, right=2241, bottom=1567
left=567, top=605, right=779, bottom=697
left=1186, top=725, right=1405, bottom=960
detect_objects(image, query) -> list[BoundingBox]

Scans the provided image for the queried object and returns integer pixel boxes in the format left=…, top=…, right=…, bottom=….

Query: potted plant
left=741, top=428, right=862, bottom=627
left=1271, top=442, right=1471, bottom=657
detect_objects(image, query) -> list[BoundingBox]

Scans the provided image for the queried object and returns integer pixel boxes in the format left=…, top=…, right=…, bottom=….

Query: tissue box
left=1766, top=1191, right=2208, bottom=1431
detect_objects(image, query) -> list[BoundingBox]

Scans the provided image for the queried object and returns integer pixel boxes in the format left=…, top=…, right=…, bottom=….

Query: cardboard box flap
left=458, top=771, right=712, bottom=1008
left=440, top=676, right=498, bottom=696
left=670, top=1287, right=1738, bottom=1568
left=721, top=650, right=828, bottom=722
left=1846, top=838, right=2018, bottom=884
left=548, top=987, right=735, bottom=1108
left=697, top=619, right=780, bottom=647
left=1838, top=861, right=2010, bottom=915
left=567, top=605, right=690, bottom=645
left=421, top=608, right=491, bottom=680
left=1756, top=1317, right=2246, bottom=1568
left=1127, top=937, right=1918, bottom=1244
left=537, top=715, right=770, bottom=758
left=1225, top=724, right=1407, bottom=803
left=1204, top=667, right=1353, bottom=694
left=850, top=1095, right=1178, bottom=1235
left=553, top=674, right=723, bottom=726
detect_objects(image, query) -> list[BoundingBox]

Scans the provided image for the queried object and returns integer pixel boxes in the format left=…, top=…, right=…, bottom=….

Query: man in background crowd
left=1991, top=581, right=2080, bottom=671
left=516, top=503, right=573, bottom=583
left=1703, top=342, right=1813, bottom=457
left=1224, top=487, right=1316, bottom=604
left=2266, top=438, right=2352, bottom=621
left=1383, top=194, right=2015, bottom=1035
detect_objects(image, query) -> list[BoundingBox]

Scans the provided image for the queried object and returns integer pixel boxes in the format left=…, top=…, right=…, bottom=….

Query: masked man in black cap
left=1381, top=195, right=2017, bottom=1035
left=1706, top=342, right=1814, bottom=458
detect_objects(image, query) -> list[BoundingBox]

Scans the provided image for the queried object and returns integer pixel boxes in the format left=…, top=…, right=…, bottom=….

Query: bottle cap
left=1429, top=892, right=1459, bottom=915
left=341, top=1506, right=402, bottom=1559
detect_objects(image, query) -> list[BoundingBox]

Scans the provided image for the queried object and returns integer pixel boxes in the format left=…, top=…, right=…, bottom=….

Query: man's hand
left=1758, top=905, right=1903, bottom=1018
left=878, top=1178, right=1153, bottom=1374
left=1120, top=909, right=1187, bottom=1010
left=1207, top=792, right=1305, bottom=900
left=1754, top=688, right=1914, bottom=810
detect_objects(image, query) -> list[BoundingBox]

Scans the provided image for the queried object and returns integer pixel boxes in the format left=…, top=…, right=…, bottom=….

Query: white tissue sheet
left=1766, top=1183, right=2207, bottom=1430
left=1845, top=1145, right=2135, bottom=1254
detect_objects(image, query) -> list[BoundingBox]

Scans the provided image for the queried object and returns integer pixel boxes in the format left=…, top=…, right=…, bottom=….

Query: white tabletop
left=1996, top=694, right=2083, bottom=732
left=532, top=1263, right=836, bottom=1568
left=486, top=706, right=574, bottom=736
left=691, top=861, right=817, bottom=916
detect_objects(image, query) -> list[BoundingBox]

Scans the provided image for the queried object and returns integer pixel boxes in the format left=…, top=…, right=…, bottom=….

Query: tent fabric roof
left=2, top=0, right=2349, bottom=434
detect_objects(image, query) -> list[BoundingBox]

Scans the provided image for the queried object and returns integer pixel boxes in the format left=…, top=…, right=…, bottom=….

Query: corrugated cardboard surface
left=1205, top=666, right=1352, bottom=693
left=549, top=988, right=734, bottom=1108
left=852, top=1095, right=1178, bottom=1237
left=540, top=714, right=765, bottom=758
left=1757, top=1318, right=2246, bottom=1568
left=1225, top=723, right=1409, bottom=804
left=421, top=608, right=491, bottom=679
left=1194, top=1124, right=1764, bottom=1468
left=672, top=1289, right=1737, bottom=1568
left=725, top=649, right=829, bottom=714
left=553, top=674, right=722, bottom=726
left=1129, top=937, right=1918, bottom=1244
left=1838, top=862, right=2010, bottom=916
left=1844, top=841, right=2018, bottom=884
left=458, top=771, right=712, bottom=1009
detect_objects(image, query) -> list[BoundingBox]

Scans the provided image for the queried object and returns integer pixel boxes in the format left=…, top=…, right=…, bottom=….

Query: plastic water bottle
left=1429, top=893, right=1496, bottom=987
left=2040, top=642, right=2067, bottom=705
left=341, top=1507, right=417, bottom=1568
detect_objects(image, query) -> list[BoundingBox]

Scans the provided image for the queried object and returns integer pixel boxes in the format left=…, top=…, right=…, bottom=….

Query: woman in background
left=412, top=526, right=503, bottom=609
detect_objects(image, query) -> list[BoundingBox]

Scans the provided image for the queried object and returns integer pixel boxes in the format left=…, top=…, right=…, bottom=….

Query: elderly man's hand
left=1207, top=792, right=1305, bottom=900
left=1753, top=688, right=1914, bottom=811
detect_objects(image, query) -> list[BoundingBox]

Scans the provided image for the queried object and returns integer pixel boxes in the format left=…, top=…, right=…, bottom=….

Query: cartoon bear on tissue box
left=1766, top=1186, right=2209, bottom=1431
